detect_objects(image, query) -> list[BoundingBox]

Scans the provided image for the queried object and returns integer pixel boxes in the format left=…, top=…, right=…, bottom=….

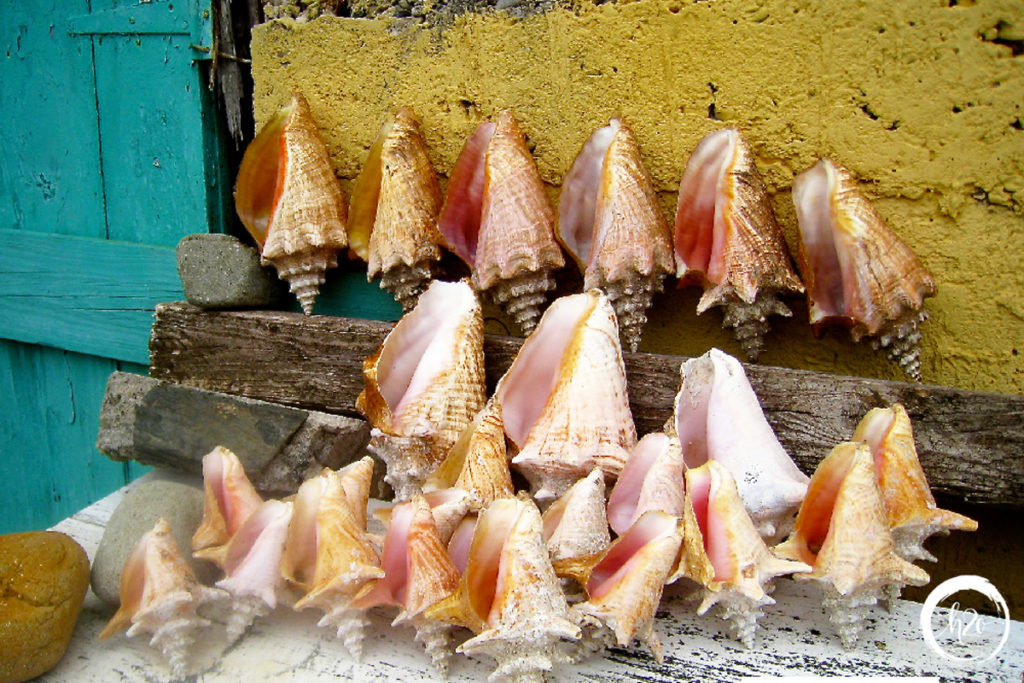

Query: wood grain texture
left=149, top=302, right=1024, bottom=506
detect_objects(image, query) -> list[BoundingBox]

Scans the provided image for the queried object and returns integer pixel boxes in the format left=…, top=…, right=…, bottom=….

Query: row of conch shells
left=233, top=97, right=935, bottom=379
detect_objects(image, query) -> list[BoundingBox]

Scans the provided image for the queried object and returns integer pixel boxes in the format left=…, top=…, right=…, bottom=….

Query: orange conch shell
left=853, top=404, right=977, bottom=562
left=606, top=431, right=685, bottom=536
left=495, top=290, right=637, bottom=501
left=100, top=518, right=227, bottom=677
left=191, top=446, right=263, bottom=569
left=542, top=467, right=611, bottom=564
left=674, top=128, right=804, bottom=361
left=357, top=279, right=487, bottom=499
left=793, top=159, right=937, bottom=380
left=349, top=107, right=445, bottom=311
left=774, top=442, right=930, bottom=648
left=670, top=461, right=810, bottom=647
left=437, top=109, right=566, bottom=335
left=557, top=119, right=674, bottom=351
left=235, top=92, right=348, bottom=315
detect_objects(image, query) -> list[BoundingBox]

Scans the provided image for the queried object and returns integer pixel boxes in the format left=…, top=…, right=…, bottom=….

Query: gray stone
left=91, top=470, right=215, bottom=608
left=176, top=233, right=285, bottom=309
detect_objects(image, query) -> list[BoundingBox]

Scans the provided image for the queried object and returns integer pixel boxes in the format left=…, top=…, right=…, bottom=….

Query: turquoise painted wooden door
left=0, top=0, right=228, bottom=533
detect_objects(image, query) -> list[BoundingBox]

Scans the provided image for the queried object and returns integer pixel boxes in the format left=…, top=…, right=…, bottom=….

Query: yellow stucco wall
left=251, top=0, right=1024, bottom=394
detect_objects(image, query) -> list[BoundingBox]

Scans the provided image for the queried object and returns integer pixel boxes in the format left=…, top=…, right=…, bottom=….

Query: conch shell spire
left=793, top=159, right=937, bottom=380
left=438, top=109, right=566, bottom=335
left=234, top=92, right=348, bottom=315
left=349, top=107, right=445, bottom=311
left=674, top=128, right=804, bottom=361
left=557, top=119, right=674, bottom=351
left=100, top=518, right=227, bottom=677
left=774, top=442, right=930, bottom=648
left=191, top=446, right=263, bottom=569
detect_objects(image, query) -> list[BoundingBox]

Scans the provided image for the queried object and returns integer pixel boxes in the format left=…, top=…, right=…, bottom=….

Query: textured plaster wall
left=251, top=0, right=1024, bottom=394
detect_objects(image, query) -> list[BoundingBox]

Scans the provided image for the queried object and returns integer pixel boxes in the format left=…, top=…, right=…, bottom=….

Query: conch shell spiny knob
left=674, top=128, right=805, bottom=361
left=557, top=118, right=674, bottom=351
left=235, top=92, right=349, bottom=315
left=792, top=158, right=937, bottom=381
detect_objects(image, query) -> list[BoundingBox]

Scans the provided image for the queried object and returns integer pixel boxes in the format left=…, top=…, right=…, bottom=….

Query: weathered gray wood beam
left=149, top=302, right=1024, bottom=507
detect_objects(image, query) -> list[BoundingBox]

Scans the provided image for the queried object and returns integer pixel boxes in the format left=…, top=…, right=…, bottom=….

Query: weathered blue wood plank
left=67, top=0, right=212, bottom=41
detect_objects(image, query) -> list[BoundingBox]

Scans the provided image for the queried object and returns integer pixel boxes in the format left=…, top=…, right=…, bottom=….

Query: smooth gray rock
left=177, top=233, right=285, bottom=309
left=91, top=470, right=215, bottom=608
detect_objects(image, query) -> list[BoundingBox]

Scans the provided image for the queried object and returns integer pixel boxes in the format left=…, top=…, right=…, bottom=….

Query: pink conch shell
left=606, top=432, right=685, bottom=536
left=235, top=92, right=348, bottom=315
left=668, top=348, right=808, bottom=541
left=353, top=495, right=462, bottom=674
left=774, top=441, right=930, bottom=648
left=428, top=495, right=581, bottom=682
left=674, top=128, right=804, bottom=361
left=376, top=487, right=473, bottom=545
left=853, top=404, right=977, bottom=563
left=447, top=512, right=478, bottom=574
left=558, top=510, right=684, bottom=662
left=100, top=518, right=227, bottom=677
left=670, top=461, right=810, bottom=647
left=793, top=159, right=937, bottom=380
left=357, top=279, right=486, bottom=499
left=192, top=446, right=263, bottom=569
left=348, top=107, right=445, bottom=311
left=437, top=109, right=566, bottom=335
left=496, top=290, right=637, bottom=501
left=542, top=467, right=611, bottom=564
left=557, top=119, right=674, bottom=351
left=215, top=498, right=294, bottom=644
left=282, top=459, right=383, bottom=660
left=424, top=399, right=514, bottom=510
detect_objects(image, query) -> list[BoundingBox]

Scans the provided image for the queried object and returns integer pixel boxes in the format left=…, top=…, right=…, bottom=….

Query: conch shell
left=853, top=404, right=977, bottom=562
left=357, top=278, right=487, bottom=499
left=674, top=128, right=804, bottom=361
left=557, top=119, right=674, bottom=351
left=191, top=446, right=263, bottom=569
left=282, top=459, right=383, bottom=659
left=495, top=290, right=637, bottom=501
left=427, top=495, right=581, bottom=682
left=606, top=431, right=685, bottom=536
left=100, top=518, right=227, bottom=677
left=348, top=107, right=445, bottom=311
left=792, top=158, right=937, bottom=380
left=437, top=110, right=566, bottom=335
left=541, top=467, right=611, bottom=564
left=235, top=92, right=348, bottom=315
left=774, top=441, right=930, bottom=648
left=668, top=348, right=808, bottom=541
left=353, top=494, right=463, bottom=674
left=670, top=461, right=810, bottom=647
left=557, top=510, right=683, bottom=662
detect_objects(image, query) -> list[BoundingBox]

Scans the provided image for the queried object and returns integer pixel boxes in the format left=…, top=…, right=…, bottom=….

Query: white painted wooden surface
left=46, top=483, right=1024, bottom=683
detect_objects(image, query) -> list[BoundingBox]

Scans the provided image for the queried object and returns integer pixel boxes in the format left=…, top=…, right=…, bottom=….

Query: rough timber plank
left=149, top=302, right=1024, bottom=507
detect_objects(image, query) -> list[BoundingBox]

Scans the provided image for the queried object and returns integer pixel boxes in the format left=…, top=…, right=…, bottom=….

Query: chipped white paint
left=48, top=484, right=1024, bottom=683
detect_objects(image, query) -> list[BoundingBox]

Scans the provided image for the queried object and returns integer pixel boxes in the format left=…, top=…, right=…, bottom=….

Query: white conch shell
left=606, top=432, right=685, bottom=536
left=853, top=404, right=977, bottom=563
left=348, top=106, right=445, bottom=311
left=428, top=495, right=581, bottom=682
left=668, top=348, right=808, bottom=541
left=357, top=279, right=487, bottom=499
left=674, top=128, right=804, bottom=361
left=497, top=290, right=637, bottom=501
left=559, top=510, right=683, bottom=662
left=557, top=118, right=674, bottom=351
left=99, top=518, right=227, bottom=677
left=670, top=461, right=810, bottom=647
left=215, top=499, right=294, bottom=644
left=283, top=459, right=383, bottom=660
left=774, top=441, right=930, bottom=648
left=437, top=109, right=566, bottom=335
left=191, top=445, right=263, bottom=569
left=793, top=159, right=937, bottom=380
left=354, top=495, right=462, bottom=674
left=235, top=92, right=349, bottom=315
left=542, top=467, right=611, bottom=564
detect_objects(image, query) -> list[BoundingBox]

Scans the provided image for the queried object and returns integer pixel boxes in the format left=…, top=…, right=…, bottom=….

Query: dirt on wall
left=251, top=0, right=1024, bottom=394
